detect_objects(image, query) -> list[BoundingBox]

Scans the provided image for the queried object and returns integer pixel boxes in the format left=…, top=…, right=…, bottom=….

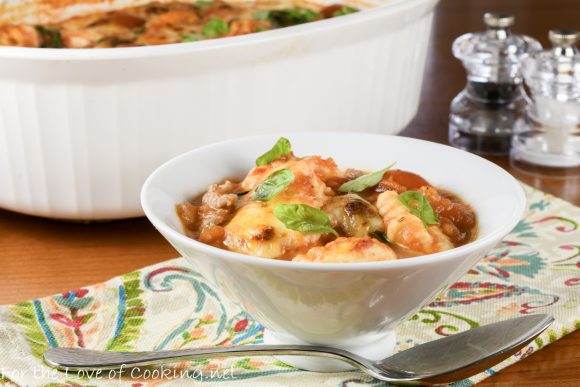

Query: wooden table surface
left=1, top=0, right=579, bottom=385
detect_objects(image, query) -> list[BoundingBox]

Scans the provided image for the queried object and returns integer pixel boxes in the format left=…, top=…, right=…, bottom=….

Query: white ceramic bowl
left=141, top=133, right=526, bottom=370
left=0, top=0, right=438, bottom=220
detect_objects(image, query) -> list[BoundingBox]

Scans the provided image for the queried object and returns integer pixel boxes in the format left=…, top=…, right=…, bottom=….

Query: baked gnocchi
left=176, top=137, right=477, bottom=263
left=0, top=1, right=358, bottom=48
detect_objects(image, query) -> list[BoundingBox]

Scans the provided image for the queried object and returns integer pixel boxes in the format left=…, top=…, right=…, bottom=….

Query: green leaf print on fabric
left=511, top=219, right=538, bottom=238
left=503, top=252, right=546, bottom=278
left=106, top=271, right=145, bottom=351
left=0, top=373, right=12, bottom=384
left=476, top=250, right=546, bottom=279
left=10, top=301, right=53, bottom=360
left=236, top=358, right=260, bottom=371
left=530, top=199, right=550, bottom=211
left=411, top=309, right=479, bottom=336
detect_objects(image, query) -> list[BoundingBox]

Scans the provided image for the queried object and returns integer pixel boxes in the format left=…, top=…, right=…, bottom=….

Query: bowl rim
left=0, top=0, right=436, bottom=61
left=141, top=132, right=527, bottom=272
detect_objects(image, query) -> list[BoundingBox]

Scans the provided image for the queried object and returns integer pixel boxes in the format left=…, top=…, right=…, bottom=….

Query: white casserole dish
left=0, top=0, right=439, bottom=220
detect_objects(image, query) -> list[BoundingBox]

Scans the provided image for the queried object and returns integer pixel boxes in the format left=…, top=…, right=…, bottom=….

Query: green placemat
left=1, top=184, right=578, bottom=386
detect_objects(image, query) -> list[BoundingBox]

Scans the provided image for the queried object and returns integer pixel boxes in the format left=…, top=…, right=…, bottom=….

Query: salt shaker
left=511, top=29, right=580, bottom=168
left=449, top=13, right=542, bottom=155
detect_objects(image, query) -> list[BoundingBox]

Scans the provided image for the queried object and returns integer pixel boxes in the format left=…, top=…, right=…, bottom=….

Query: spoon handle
left=44, top=344, right=363, bottom=371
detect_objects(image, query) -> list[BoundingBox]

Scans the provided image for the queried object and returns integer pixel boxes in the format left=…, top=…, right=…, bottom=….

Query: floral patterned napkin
left=0, top=184, right=578, bottom=386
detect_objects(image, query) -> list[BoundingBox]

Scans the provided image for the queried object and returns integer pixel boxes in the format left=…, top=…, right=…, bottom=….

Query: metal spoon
left=44, top=314, right=553, bottom=384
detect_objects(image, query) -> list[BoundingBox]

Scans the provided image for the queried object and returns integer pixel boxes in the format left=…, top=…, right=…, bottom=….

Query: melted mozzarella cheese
left=223, top=201, right=320, bottom=259
left=293, top=237, right=396, bottom=263
left=241, top=156, right=340, bottom=203
left=224, top=156, right=341, bottom=258
left=240, top=158, right=295, bottom=192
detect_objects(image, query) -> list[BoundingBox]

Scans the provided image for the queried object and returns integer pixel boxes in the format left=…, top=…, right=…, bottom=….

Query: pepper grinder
left=511, top=29, right=580, bottom=168
left=449, top=13, right=542, bottom=155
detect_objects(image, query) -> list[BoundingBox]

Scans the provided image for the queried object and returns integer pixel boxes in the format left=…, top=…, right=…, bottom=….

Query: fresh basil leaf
left=196, top=0, right=212, bottom=7
left=269, top=8, right=319, bottom=27
left=35, top=26, right=63, bottom=48
left=369, top=231, right=389, bottom=244
left=253, top=169, right=294, bottom=201
left=274, top=203, right=337, bottom=235
left=202, top=19, right=229, bottom=38
left=255, top=137, right=292, bottom=166
left=182, top=32, right=201, bottom=42
left=254, top=10, right=270, bottom=20
left=399, top=191, right=439, bottom=226
left=332, top=6, right=358, bottom=17
left=338, top=162, right=395, bottom=193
